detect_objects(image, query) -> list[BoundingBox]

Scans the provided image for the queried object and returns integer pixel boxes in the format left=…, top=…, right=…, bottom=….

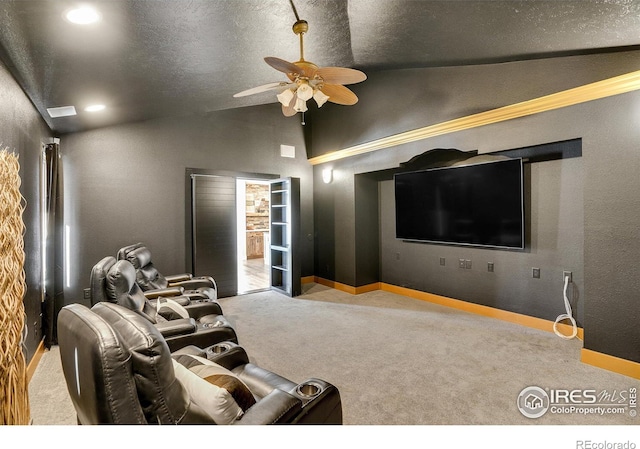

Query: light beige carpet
left=28, top=283, right=639, bottom=426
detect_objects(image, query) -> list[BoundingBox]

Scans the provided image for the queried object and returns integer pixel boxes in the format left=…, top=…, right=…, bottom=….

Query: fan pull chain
left=301, top=111, right=305, bottom=126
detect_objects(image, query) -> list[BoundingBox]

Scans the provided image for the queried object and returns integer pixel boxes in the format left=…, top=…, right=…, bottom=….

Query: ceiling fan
left=233, top=0, right=366, bottom=119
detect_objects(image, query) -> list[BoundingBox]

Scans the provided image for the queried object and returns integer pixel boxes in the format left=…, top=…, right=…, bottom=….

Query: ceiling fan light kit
left=234, top=2, right=366, bottom=119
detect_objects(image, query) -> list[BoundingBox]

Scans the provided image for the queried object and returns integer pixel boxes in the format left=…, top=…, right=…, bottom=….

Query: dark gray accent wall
left=379, top=156, right=584, bottom=324
left=581, top=92, right=640, bottom=363
left=310, top=51, right=640, bottom=364
left=354, top=174, right=380, bottom=286
left=314, top=165, right=356, bottom=285
left=61, top=104, right=313, bottom=308
left=0, top=59, right=52, bottom=362
left=310, top=51, right=640, bottom=159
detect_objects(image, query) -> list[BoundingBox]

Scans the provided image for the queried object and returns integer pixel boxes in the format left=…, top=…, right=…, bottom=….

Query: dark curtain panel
left=42, top=142, right=64, bottom=347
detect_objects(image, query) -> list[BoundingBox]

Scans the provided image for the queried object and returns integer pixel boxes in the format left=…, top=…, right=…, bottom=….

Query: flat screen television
left=394, top=158, right=524, bottom=249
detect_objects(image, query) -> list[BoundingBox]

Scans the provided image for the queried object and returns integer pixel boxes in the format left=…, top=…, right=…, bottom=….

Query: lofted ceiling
left=1, top=0, right=639, bottom=135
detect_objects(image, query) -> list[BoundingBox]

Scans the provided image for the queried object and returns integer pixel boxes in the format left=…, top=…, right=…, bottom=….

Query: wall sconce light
left=322, top=168, right=333, bottom=184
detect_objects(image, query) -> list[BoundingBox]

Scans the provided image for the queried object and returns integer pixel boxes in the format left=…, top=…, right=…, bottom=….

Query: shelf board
left=271, top=265, right=288, bottom=272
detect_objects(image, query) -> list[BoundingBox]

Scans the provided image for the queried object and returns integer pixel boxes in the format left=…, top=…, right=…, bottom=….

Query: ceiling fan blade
left=233, top=82, right=287, bottom=98
left=264, top=57, right=305, bottom=76
left=320, top=84, right=359, bottom=105
left=316, top=67, right=367, bottom=85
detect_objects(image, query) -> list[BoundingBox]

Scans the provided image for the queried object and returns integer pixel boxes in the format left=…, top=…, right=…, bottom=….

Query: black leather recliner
left=91, top=255, right=191, bottom=306
left=118, top=243, right=218, bottom=301
left=90, top=256, right=237, bottom=351
left=57, top=302, right=343, bottom=424
left=116, top=242, right=145, bottom=261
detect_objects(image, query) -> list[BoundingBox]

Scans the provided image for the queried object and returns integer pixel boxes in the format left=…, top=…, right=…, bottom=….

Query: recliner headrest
left=127, top=247, right=152, bottom=269
left=90, top=256, right=117, bottom=305
left=105, top=260, right=159, bottom=323
left=106, top=260, right=138, bottom=300
left=117, top=242, right=144, bottom=261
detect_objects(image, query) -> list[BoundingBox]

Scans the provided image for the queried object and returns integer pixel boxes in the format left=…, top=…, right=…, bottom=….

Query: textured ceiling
left=1, top=0, right=639, bottom=134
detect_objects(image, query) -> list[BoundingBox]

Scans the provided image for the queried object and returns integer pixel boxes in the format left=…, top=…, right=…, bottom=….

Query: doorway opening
left=236, top=179, right=271, bottom=294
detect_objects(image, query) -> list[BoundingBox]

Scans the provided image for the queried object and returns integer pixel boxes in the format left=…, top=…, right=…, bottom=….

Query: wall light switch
left=465, top=259, right=472, bottom=269
left=532, top=268, right=541, bottom=279
left=459, top=259, right=466, bottom=269
left=440, top=257, right=446, bottom=266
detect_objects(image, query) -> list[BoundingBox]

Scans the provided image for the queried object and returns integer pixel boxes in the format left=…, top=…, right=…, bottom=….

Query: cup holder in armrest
left=203, top=342, right=250, bottom=368
left=206, top=343, right=232, bottom=357
left=203, top=320, right=226, bottom=328
left=295, top=381, right=324, bottom=398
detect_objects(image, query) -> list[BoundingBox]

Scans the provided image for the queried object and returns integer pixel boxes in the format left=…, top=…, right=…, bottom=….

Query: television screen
left=394, top=158, right=524, bottom=249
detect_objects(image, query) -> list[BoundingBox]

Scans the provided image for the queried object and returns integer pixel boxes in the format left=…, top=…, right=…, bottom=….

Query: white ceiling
left=1, top=0, right=639, bottom=134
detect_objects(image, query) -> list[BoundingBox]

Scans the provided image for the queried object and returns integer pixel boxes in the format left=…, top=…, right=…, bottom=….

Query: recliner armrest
left=234, top=389, right=303, bottom=425
left=149, top=295, right=190, bottom=307
left=169, top=278, right=216, bottom=290
left=172, top=345, right=207, bottom=358
left=143, top=286, right=185, bottom=299
left=204, top=342, right=250, bottom=370
left=165, top=273, right=193, bottom=283
left=184, top=301, right=223, bottom=319
left=287, top=378, right=343, bottom=424
left=182, top=291, right=209, bottom=301
left=155, top=318, right=197, bottom=337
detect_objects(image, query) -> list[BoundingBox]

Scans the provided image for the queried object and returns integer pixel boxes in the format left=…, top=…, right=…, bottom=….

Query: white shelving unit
left=269, top=177, right=300, bottom=296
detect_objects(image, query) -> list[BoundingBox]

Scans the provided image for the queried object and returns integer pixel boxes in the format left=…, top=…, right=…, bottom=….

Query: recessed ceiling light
left=84, top=104, right=106, bottom=112
left=47, top=106, right=77, bottom=118
left=65, top=6, right=101, bottom=25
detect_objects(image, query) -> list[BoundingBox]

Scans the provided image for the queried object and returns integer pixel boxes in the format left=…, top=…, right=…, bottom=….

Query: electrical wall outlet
left=532, top=267, right=541, bottom=279
left=563, top=271, right=572, bottom=283
left=439, top=257, right=446, bottom=266
left=83, top=288, right=91, bottom=300
left=488, top=262, right=494, bottom=272
left=465, top=259, right=472, bottom=269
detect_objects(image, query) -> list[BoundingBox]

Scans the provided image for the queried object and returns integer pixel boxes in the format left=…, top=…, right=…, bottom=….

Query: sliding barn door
left=191, top=174, right=237, bottom=297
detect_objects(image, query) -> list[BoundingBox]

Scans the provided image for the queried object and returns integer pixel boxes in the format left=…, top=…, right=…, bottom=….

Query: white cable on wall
left=553, top=275, right=578, bottom=339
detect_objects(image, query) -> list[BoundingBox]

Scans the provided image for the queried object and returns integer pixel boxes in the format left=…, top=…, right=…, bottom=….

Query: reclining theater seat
left=92, top=255, right=221, bottom=315
left=122, top=244, right=218, bottom=301
left=117, top=243, right=210, bottom=302
left=116, top=242, right=144, bottom=261
left=91, top=256, right=237, bottom=351
left=57, top=302, right=343, bottom=425
left=91, top=255, right=192, bottom=308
